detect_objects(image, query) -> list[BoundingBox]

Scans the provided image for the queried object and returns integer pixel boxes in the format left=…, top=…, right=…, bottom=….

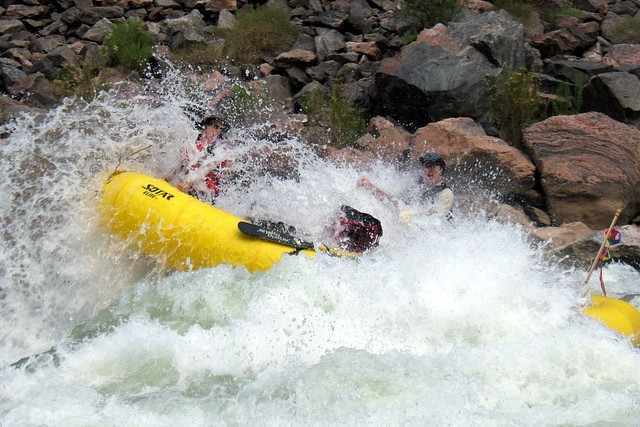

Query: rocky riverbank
left=2, top=0, right=640, bottom=268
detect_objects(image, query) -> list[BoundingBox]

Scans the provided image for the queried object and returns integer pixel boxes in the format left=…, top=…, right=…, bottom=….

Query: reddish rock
left=523, top=112, right=640, bottom=228
left=345, top=41, right=380, bottom=59
left=274, top=49, right=317, bottom=67
left=412, top=117, right=536, bottom=195
left=462, top=0, right=496, bottom=14
left=531, top=222, right=594, bottom=250
left=368, top=116, right=396, bottom=134
left=204, top=0, right=237, bottom=12
left=416, top=24, right=462, bottom=52
left=364, top=125, right=412, bottom=162
left=5, top=5, right=48, bottom=18
left=324, top=146, right=376, bottom=167
left=604, top=44, right=640, bottom=68
left=259, top=63, right=274, bottom=77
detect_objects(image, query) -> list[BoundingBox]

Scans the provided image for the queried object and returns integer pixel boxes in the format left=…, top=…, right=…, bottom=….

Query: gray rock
left=0, top=7, right=5, bottom=16
left=544, top=57, right=613, bottom=84
left=314, top=29, right=345, bottom=60
left=326, top=52, right=360, bottom=63
left=286, top=66, right=311, bottom=88
left=583, top=71, right=640, bottom=121
left=93, top=6, right=125, bottom=19
left=155, top=0, right=180, bottom=7
left=39, top=20, right=68, bottom=37
left=349, top=0, right=375, bottom=33
left=375, top=42, right=498, bottom=125
left=317, top=10, right=348, bottom=28
left=308, top=0, right=323, bottom=13
left=31, top=35, right=66, bottom=53
left=306, top=60, right=340, bottom=82
left=572, top=0, right=607, bottom=13
left=5, top=5, right=48, bottom=18
left=449, top=10, right=526, bottom=69
left=336, top=62, right=360, bottom=82
left=83, top=18, right=113, bottom=43
left=126, top=8, right=148, bottom=20
left=0, top=58, right=28, bottom=91
left=61, top=7, right=82, bottom=24
left=293, top=80, right=327, bottom=102
left=163, top=10, right=207, bottom=48
left=262, top=74, right=292, bottom=110
left=610, top=0, right=639, bottom=15
left=341, top=77, right=376, bottom=109
left=0, top=19, right=25, bottom=35
left=217, top=9, right=236, bottom=29
left=25, top=18, right=52, bottom=29
left=293, top=33, right=316, bottom=51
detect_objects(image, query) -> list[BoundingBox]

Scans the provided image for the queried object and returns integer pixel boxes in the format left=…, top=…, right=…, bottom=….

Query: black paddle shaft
left=237, top=221, right=314, bottom=250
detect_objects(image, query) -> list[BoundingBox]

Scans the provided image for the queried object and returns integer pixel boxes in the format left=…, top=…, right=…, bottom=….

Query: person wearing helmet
left=249, top=205, right=383, bottom=254
left=328, top=205, right=383, bottom=253
left=357, top=152, right=454, bottom=221
left=168, top=115, right=233, bottom=203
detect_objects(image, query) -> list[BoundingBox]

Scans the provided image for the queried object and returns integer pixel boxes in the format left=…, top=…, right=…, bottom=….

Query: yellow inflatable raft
left=99, top=171, right=314, bottom=272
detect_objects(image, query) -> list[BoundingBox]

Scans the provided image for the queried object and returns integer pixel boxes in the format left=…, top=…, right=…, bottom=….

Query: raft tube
left=99, top=171, right=314, bottom=272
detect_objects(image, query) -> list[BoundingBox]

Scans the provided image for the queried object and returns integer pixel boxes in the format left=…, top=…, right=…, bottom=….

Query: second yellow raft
left=99, top=171, right=314, bottom=272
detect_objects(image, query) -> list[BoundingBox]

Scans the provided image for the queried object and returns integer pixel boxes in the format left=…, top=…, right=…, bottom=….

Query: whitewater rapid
left=1, top=70, right=639, bottom=425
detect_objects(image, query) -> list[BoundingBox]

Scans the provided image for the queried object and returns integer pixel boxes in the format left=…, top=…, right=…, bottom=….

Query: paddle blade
left=584, top=295, right=640, bottom=346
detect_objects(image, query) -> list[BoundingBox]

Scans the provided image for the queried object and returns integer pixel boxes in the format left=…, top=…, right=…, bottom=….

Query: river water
left=1, top=70, right=640, bottom=426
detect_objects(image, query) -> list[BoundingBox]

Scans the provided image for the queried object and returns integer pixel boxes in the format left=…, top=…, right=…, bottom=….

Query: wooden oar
left=581, top=209, right=640, bottom=346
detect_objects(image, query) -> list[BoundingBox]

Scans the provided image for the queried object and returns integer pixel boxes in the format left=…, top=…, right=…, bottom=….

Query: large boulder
left=583, top=72, right=640, bottom=121
left=374, top=11, right=526, bottom=127
left=412, top=117, right=536, bottom=195
left=522, top=113, right=640, bottom=228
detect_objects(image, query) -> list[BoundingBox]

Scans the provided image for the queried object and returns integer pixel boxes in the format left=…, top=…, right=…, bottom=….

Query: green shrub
left=549, top=74, right=586, bottom=116
left=171, top=42, right=225, bottom=67
left=542, top=5, right=585, bottom=24
left=400, top=0, right=460, bottom=29
left=608, top=16, right=640, bottom=43
left=221, top=5, right=298, bottom=64
left=494, top=0, right=539, bottom=30
left=104, top=19, right=153, bottom=72
left=52, top=59, right=107, bottom=101
left=487, top=68, right=545, bottom=146
left=301, top=85, right=367, bottom=148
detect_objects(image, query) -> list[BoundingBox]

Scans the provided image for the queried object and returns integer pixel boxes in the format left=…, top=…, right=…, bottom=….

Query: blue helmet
left=419, top=153, right=446, bottom=170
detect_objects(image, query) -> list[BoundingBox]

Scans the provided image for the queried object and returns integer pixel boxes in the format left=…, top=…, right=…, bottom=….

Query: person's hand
left=357, top=176, right=372, bottom=189
left=399, top=210, right=413, bottom=224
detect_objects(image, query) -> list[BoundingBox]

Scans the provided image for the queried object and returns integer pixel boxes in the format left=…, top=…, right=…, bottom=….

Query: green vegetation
left=608, top=16, right=640, bottom=43
left=52, top=59, right=108, bottom=101
left=542, top=5, right=585, bottom=24
left=171, top=42, right=225, bottom=67
left=301, top=85, right=367, bottom=148
left=103, top=18, right=153, bottom=72
left=221, top=5, right=298, bottom=64
left=549, top=74, right=586, bottom=116
left=400, top=0, right=460, bottom=30
left=487, top=68, right=545, bottom=146
left=494, top=0, right=541, bottom=31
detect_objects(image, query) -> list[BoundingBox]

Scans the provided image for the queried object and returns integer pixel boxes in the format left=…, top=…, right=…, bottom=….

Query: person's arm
left=357, top=177, right=400, bottom=208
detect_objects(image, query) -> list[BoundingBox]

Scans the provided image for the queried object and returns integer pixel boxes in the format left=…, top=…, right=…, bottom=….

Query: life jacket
left=420, top=182, right=454, bottom=221
left=185, top=132, right=231, bottom=201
